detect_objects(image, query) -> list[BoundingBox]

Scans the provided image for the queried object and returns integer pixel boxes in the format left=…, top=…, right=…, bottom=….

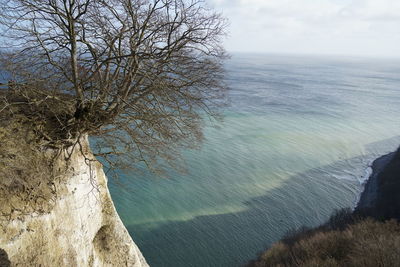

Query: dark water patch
left=125, top=153, right=384, bottom=266
left=126, top=136, right=400, bottom=267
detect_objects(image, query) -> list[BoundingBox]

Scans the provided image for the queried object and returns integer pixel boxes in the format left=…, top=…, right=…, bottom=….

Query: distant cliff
left=355, top=147, right=400, bottom=220
left=0, top=122, right=148, bottom=267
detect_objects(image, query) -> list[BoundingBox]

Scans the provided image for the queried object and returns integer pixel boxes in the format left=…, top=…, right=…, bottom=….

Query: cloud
left=207, top=0, right=400, bottom=57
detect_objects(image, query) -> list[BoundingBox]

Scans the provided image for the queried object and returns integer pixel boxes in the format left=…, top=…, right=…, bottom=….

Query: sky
left=208, top=0, right=400, bottom=58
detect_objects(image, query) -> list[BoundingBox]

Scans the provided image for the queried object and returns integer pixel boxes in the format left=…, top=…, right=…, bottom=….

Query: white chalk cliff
left=0, top=137, right=148, bottom=266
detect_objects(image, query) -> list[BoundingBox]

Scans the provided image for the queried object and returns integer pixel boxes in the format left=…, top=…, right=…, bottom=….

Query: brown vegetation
left=249, top=219, right=400, bottom=267
left=0, top=110, right=68, bottom=219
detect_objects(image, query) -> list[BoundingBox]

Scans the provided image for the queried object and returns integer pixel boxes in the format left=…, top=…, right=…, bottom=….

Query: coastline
left=355, top=151, right=395, bottom=210
left=355, top=146, right=400, bottom=219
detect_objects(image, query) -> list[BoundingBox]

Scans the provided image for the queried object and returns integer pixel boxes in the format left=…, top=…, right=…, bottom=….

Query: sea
left=108, top=53, right=400, bottom=267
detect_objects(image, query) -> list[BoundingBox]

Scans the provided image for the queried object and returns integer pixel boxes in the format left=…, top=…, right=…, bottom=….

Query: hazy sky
left=208, top=0, right=400, bottom=58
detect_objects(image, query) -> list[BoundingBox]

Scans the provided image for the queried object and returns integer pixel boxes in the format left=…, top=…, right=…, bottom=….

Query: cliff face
left=0, top=137, right=148, bottom=267
left=355, top=147, right=400, bottom=220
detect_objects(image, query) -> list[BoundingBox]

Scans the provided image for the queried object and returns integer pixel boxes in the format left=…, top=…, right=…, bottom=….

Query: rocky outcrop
left=0, top=137, right=148, bottom=266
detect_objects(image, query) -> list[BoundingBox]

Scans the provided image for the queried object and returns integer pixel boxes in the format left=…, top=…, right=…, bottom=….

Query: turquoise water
left=108, top=54, right=400, bottom=267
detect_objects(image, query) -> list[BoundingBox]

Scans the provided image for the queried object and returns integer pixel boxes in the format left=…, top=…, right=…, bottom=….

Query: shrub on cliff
left=249, top=219, right=400, bottom=267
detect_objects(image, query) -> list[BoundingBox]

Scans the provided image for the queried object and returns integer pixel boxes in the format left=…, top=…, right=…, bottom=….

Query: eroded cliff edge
left=0, top=131, right=148, bottom=266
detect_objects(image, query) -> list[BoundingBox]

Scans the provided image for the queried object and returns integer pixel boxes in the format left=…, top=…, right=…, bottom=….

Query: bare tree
left=0, top=0, right=227, bottom=173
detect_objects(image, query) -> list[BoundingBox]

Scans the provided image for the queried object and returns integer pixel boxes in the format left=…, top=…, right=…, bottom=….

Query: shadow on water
left=126, top=136, right=400, bottom=267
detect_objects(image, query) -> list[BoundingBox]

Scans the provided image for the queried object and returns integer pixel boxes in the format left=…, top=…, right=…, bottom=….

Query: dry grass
left=250, top=219, right=400, bottom=267
left=0, top=108, right=67, bottom=220
left=0, top=89, right=77, bottom=147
